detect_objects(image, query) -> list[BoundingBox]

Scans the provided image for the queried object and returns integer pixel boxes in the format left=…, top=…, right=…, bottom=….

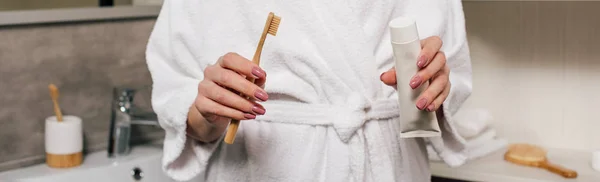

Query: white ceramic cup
left=45, top=115, right=83, bottom=155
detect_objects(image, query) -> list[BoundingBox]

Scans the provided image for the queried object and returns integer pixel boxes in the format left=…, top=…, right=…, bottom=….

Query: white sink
left=0, top=144, right=196, bottom=182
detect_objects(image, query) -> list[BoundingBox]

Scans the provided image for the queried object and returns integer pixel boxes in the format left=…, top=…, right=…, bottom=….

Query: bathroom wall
left=0, top=0, right=133, bottom=11
left=462, top=1, right=600, bottom=151
left=0, top=0, right=95, bottom=11
left=0, top=18, right=162, bottom=171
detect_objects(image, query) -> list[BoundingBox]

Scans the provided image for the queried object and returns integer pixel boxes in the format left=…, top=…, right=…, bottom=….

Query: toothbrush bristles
left=268, top=15, right=281, bottom=36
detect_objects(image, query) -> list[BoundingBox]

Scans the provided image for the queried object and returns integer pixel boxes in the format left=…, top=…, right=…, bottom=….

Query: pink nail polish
left=252, top=106, right=266, bottom=115
left=252, top=67, right=266, bottom=79
left=417, top=55, right=427, bottom=68
left=416, top=98, right=427, bottom=110
left=410, top=75, right=422, bottom=89
left=427, top=104, right=435, bottom=112
left=244, top=113, right=256, bottom=119
left=254, top=90, right=269, bottom=101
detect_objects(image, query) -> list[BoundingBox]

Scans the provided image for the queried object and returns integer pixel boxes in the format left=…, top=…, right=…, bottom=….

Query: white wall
left=0, top=0, right=133, bottom=11
left=0, top=0, right=96, bottom=11
left=462, top=1, right=600, bottom=151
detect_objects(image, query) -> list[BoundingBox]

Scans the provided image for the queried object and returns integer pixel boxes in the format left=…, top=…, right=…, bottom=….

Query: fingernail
left=254, top=90, right=269, bottom=101
left=417, top=98, right=427, bottom=110
left=252, top=67, right=266, bottom=79
left=427, top=104, right=435, bottom=112
left=244, top=113, right=256, bottom=119
left=252, top=106, right=266, bottom=115
left=410, top=75, right=422, bottom=89
left=417, top=55, right=427, bottom=68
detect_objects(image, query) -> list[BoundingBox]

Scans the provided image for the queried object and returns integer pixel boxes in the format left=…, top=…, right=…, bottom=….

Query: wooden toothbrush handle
left=224, top=120, right=240, bottom=144
left=53, top=100, right=63, bottom=121
left=541, top=161, right=578, bottom=178
left=224, top=15, right=265, bottom=144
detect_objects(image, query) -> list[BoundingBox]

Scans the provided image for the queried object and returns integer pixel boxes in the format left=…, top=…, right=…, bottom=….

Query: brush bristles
left=268, top=15, right=281, bottom=36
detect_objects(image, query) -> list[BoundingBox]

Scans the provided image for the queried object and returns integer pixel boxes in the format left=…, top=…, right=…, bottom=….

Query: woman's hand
left=380, top=36, right=450, bottom=112
left=186, top=52, right=268, bottom=142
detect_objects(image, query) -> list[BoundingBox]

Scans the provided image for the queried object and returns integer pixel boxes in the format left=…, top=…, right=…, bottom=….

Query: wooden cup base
left=46, top=152, right=82, bottom=168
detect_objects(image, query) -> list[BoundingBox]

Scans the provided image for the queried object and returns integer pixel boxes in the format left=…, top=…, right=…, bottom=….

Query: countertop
left=431, top=147, right=600, bottom=182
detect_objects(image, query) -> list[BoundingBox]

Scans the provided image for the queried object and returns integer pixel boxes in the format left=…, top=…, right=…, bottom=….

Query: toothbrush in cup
left=48, top=84, right=63, bottom=122
left=224, top=12, right=281, bottom=144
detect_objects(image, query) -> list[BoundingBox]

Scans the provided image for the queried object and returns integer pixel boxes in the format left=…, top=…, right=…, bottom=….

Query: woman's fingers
left=378, top=36, right=449, bottom=111
left=380, top=67, right=397, bottom=86
left=427, top=81, right=451, bottom=112
left=204, top=65, right=269, bottom=101
left=218, top=52, right=267, bottom=80
left=254, top=72, right=267, bottom=88
left=416, top=67, right=450, bottom=110
left=409, top=51, right=446, bottom=89
left=199, top=80, right=266, bottom=115
left=418, top=36, right=443, bottom=68
left=197, top=52, right=269, bottom=122
left=195, top=94, right=256, bottom=121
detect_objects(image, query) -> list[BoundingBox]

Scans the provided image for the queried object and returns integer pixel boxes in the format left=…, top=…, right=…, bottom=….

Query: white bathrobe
left=146, top=0, right=472, bottom=181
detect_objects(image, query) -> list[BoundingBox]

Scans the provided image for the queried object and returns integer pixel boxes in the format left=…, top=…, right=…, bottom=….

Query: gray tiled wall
left=0, top=18, right=162, bottom=171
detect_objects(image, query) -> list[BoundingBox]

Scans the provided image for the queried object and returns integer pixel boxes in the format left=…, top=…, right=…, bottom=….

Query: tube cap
left=389, top=16, right=419, bottom=44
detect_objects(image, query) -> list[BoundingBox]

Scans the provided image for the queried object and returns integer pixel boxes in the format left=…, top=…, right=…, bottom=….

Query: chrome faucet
left=108, top=87, right=159, bottom=158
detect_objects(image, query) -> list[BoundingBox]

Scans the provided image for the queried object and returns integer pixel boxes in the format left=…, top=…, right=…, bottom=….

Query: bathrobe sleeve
left=146, top=1, right=222, bottom=180
left=407, top=0, right=473, bottom=166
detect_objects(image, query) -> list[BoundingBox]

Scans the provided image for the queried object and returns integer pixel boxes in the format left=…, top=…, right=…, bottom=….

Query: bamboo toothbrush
left=48, top=84, right=63, bottom=122
left=224, top=12, right=281, bottom=144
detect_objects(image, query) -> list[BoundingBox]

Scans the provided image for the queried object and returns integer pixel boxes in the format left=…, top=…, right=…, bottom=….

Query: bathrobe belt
left=256, top=96, right=400, bottom=143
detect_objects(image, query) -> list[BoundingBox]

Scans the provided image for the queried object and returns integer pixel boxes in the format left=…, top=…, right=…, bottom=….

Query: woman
left=146, top=0, right=472, bottom=181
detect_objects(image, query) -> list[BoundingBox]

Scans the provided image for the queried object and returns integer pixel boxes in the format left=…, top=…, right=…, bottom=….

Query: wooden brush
left=48, top=84, right=63, bottom=122
left=224, top=12, right=281, bottom=144
left=504, top=143, right=577, bottom=178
